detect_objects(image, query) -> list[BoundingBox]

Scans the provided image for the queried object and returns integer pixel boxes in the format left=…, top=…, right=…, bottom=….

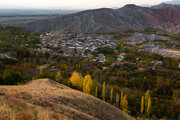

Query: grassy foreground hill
left=0, top=78, right=134, bottom=120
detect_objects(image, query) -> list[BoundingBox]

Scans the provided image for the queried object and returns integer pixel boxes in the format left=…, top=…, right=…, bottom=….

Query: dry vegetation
left=0, top=79, right=133, bottom=120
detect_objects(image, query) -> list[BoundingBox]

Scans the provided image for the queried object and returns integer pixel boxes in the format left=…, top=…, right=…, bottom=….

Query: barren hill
left=126, top=32, right=171, bottom=41
left=0, top=79, right=134, bottom=120
left=20, top=4, right=180, bottom=34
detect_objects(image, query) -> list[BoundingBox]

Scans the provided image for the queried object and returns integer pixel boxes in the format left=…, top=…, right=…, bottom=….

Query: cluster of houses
left=93, top=52, right=127, bottom=63
left=40, top=30, right=118, bottom=57
left=36, top=30, right=180, bottom=71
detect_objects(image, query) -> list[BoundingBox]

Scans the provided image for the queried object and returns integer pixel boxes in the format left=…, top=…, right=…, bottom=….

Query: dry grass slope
left=0, top=78, right=134, bottom=120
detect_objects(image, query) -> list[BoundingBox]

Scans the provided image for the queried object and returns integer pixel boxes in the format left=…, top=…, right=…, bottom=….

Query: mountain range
left=166, top=0, right=180, bottom=5
left=151, top=3, right=180, bottom=9
left=19, top=4, right=180, bottom=34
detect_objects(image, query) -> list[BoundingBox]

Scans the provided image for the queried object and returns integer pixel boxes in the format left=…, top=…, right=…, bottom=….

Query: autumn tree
left=120, top=90, right=128, bottom=109
left=110, top=87, right=114, bottom=104
left=145, top=90, right=150, bottom=110
left=122, top=95, right=128, bottom=109
left=146, top=97, right=151, bottom=116
left=76, top=64, right=80, bottom=69
left=102, top=82, right=106, bottom=101
left=116, top=93, right=119, bottom=107
left=39, top=65, right=43, bottom=75
left=55, top=71, right=63, bottom=82
left=120, top=90, right=123, bottom=107
left=141, top=96, right=144, bottom=114
left=70, top=71, right=83, bottom=88
left=144, top=90, right=151, bottom=116
left=83, top=75, right=93, bottom=94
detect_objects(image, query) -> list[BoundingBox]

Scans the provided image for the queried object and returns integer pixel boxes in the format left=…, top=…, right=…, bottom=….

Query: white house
left=97, top=54, right=106, bottom=62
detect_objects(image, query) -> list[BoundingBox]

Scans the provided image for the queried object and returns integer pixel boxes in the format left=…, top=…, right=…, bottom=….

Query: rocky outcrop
left=126, top=33, right=171, bottom=41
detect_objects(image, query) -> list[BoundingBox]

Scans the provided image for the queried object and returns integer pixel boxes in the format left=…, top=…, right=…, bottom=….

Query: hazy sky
left=0, top=0, right=173, bottom=9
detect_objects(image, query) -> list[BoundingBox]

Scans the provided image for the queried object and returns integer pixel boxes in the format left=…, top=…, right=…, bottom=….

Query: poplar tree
left=40, top=65, right=43, bottom=75
left=145, top=90, right=150, bottom=109
left=85, top=81, right=91, bottom=94
left=120, top=90, right=128, bottom=109
left=145, top=90, right=151, bottom=116
left=120, top=90, right=123, bottom=107
left=83, top=75, right=92, bottom=94
left=122, top=95, right=128, bottom=109
left=102, top=82, right=106, bottom=101
left=110, top=87, right=114, bottom=104
left=116, top=93, right=119, bottom=107
left=147, top=97, right=151, bottom=116
left=141, top=96, right=144, bottom=114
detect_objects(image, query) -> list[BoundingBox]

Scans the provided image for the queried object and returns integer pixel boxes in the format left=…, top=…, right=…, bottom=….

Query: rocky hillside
left=20, top=4, right=180, bottom=33
left=0, top=79, right=134, bottom=120
left=126, top=32, right=171, bottom=41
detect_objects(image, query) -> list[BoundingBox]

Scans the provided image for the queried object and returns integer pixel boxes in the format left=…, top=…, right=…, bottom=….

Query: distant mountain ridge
left=20, top=4, right=180, bottom=34
left=166, top=0, right=180, bottom=5
left=151, top=3, right=180, bottom=9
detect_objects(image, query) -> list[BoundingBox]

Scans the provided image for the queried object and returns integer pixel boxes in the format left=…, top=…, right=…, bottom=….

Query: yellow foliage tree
left=145, top=90, right=150, bottom=109
left=116, top=93, right=119, bottom=106
left=95, top=86, right=98, bottom=97
left=85, top=81, right=91, bottom=94
left=141, top=96, right=144, bottom=114
left=40, top=65, right=43, bottom=75
left=110, top=87, right=114, bottom=104
left=147, top=97, right=151, bottom=116
left=121, top=40, right=125, bottom=47
left=56, top=71, right=62, bottom=82
left=70, top=71, right=83, bottom=88
left=102, top=82, right=106, bottom=101
left=120, top=90, right=128, bottom=109
left=76, top=64, right=80, bottom=69
left=120, top=90, right=123, bottom=107
left=122, top=95, right=128, bottom=109
left=83, top=75, right=93, bottom=94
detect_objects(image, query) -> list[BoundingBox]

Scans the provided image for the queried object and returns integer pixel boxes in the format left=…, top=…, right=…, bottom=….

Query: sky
left=0, top=0, right=174, bottom=9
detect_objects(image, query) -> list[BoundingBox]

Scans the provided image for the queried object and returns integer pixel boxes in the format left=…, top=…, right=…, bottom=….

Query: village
left=25, top=29, right=179, bottom=71
left=39, top=29, right=118, bottom=61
